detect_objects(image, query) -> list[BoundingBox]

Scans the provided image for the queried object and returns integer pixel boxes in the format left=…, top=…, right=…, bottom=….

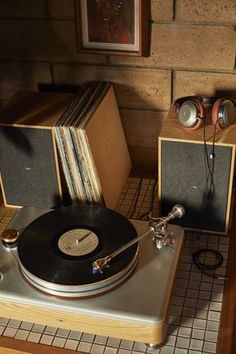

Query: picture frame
left=75, top=0, right=150, bottom=57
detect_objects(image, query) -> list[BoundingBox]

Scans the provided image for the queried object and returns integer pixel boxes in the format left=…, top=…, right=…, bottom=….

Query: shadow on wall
left=0, top=0, right=78, bottom=106
left=0, top=3, right=163, bottom=177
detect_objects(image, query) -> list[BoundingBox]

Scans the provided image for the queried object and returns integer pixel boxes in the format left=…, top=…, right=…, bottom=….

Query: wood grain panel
left=0, top=301, right=166, bottom=345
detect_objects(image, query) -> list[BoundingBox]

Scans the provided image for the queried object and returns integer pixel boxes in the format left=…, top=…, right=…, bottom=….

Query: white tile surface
left=193, top=319, right=207, bottom=329
left=209, top=301, right=222, bottom=311
left=189, top=338, right=204, bottom=351
left=90, top=343, right=105, bottom=354
left=81, top=332, right=96, bottom=343
left=64, top=339, right=79, bottom=350
left=120, top=339, right=134, bottom=350
left=3, top=327, right=18, bottom=338
left=68, top=330, right=82, bottom=340
left=178, top=326, right=192, bottom=338
left=117, top=349, right=131, bottom=354
left=94, top=334, right=108, bottom=345
left=180, top=316, right=194, bottom=328
left=15, top=329, right=29, bottom=341
left=175, top=349, right=188, bottom=354
left=192, top=329, right=205, bottom=340
left=205, top=330, right=218, bottom=343
left=203, top=341, right=217, bottom=353
left=78, top=341, right=92, bottom=352
left=20, top=321, right=34, bottom=331
left=27, top=331, right=42, bottom=343
left=8, top=319, right=21, bottom=328
left=176, top=337, right=190, bottom=349
left=32, top=323, right=45, bottom=333
left=44, top=325, right=58, bottom=335
left=184, top=297, right=197, bottom=308
left=208, top=310, right=221, bottom=321
left=133, top=342, right=147, bottom=351
left=104, top=347, right=118, bottom=354
left=165, top=335, right=176, bottom=346
left=52, top=336, right=66, bottom=348
left=107, top=337, right=121, bottom=348
left=40, top=334, right=54, bottom=345
left=0, top=179, right=228, bottom=353
left=160, top=346, right=174, bottom=353
left=206, top=320, right=220, bottom=332
left=56, top=328, right=70, bottom=338
left=195, top=309, right=208, bottom=320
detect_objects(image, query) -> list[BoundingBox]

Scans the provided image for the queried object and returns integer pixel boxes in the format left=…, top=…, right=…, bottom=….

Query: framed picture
left=75, top=0, right=150, bottom=57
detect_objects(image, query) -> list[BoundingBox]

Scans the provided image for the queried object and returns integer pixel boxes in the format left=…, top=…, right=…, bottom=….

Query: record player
left=0, top=204, right=184, bottom=347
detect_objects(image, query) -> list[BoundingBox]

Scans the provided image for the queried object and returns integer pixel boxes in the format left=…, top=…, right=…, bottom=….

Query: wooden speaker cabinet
left=158, top=108, right=236, bottom=234
left=0, top=91, right=71, bottom=208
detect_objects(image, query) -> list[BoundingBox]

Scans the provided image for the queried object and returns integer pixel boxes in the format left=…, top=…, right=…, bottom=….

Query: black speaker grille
left=160, top=140, right=233, bottom=232
left=0, top=126, right=61, bottom=208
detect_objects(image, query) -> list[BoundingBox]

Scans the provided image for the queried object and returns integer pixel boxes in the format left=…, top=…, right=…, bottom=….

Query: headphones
left=173, top=96, right=236, bottom=131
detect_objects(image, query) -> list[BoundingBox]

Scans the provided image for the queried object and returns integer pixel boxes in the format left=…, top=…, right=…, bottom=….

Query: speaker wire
left=192, top=118, right=226, bottom=281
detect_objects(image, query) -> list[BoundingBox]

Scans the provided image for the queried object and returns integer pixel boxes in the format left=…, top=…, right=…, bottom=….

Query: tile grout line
left=0, top=177, right=228, bottom=354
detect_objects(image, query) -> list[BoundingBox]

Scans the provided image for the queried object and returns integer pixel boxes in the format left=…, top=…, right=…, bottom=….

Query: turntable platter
left=17, top=205, right=139, bottom=297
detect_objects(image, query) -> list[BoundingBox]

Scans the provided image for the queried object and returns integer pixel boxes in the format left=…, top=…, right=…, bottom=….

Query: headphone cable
left=193, top=114, right=227, bottom=281
left=192, top=248, right=227, bottom=280
left=202, top=119, right=215, bottom=210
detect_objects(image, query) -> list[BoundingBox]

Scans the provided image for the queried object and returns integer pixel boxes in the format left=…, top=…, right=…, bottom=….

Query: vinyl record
left=17, top=204, right=138, bottom=297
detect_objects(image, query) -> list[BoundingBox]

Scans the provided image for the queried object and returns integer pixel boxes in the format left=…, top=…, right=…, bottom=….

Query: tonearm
left=92, top=204, right=185, bottom=274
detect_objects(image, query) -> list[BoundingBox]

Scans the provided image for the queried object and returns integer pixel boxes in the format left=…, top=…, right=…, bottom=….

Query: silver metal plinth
left=0, top=207, right=184, bottom=328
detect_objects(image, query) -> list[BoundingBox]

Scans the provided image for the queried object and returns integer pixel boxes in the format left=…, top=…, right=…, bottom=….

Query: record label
left=58, top=228, right=99, bottom=256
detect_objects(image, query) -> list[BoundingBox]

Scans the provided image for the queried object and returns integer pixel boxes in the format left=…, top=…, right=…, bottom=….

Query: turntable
left=0, top=204, right=184, bottom=347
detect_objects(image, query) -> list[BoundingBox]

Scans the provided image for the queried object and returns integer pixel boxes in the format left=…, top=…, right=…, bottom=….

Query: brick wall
left=0, top=0, right=235, bottom=172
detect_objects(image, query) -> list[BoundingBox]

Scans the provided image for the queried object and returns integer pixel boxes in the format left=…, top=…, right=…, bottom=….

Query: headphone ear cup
left=212, top=98, right=236, bottom=130
left=177, top=99, right=205, bottom=131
